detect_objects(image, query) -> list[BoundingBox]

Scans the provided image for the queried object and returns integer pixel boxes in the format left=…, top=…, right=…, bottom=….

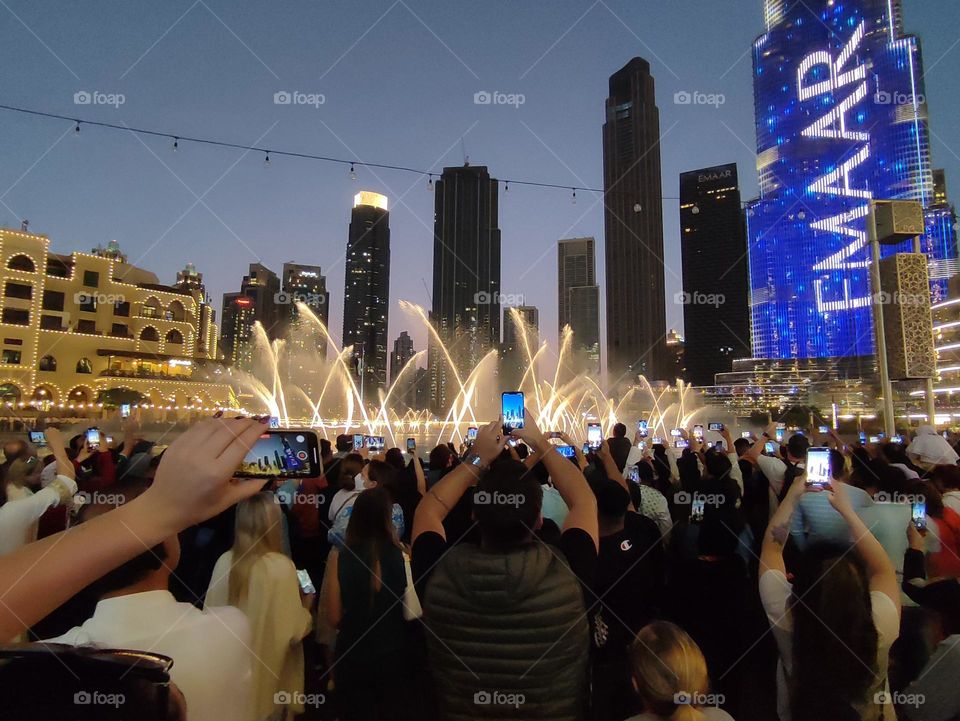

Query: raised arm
left=410, top=452, right=426, bottom=496
left=0, top=417, right=267, bottom=641
left=759, top=476, right=806, bottom=577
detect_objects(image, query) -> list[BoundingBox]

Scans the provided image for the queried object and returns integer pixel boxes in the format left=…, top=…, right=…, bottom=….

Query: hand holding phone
left=805, top=447, right=831, bottom=487
left=85, top=427, right=102, bottom=452
left=586, top=422, right=602, bottom=450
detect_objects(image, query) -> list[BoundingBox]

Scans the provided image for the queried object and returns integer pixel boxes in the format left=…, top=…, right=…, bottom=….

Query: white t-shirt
left=48, top=590, right=253, bottom=721
left=0, top=478, right=76, bottom=555
left=759, top=569, right=900, bottom=721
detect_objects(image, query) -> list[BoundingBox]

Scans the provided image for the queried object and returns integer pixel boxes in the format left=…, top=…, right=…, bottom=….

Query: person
left=412, top=413, right=597, bottom=720
left=913, top=480, right=960, bottom=578
left=0, top=428, right=76, bottom=556
left=607, top=422, right=633, bottom=472
left=933, top=464, right=960, bottom=516
left=323, top=487, right=413, bottom=721
left=626, top=621, right=734, bottom=721
left=205, top=493, right=314, bottom=721
left=47, top=477, right=254, bottom=721
left=0, top=416, right=268, bottom=642
left=426, top=443, right=454, bottom=488
left=760, top=479, right=901, bottom=721
left=328, top=458, right=406, bottom=547
left=745, top=424, right=810, bottom=512
left=906, top=426, right=959, bottom=476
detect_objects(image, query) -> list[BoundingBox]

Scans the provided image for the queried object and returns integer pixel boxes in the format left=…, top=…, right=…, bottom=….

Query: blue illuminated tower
left=747, top=0, right=957, bottom=361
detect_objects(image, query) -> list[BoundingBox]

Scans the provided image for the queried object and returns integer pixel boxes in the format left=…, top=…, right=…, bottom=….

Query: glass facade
left=748, top=0, right=956, bottom=359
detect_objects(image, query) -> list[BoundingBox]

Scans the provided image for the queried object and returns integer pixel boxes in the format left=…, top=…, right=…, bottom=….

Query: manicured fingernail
left=213, top=410, right=224, bottom=418
left=259, top=416, right=270, bottom=424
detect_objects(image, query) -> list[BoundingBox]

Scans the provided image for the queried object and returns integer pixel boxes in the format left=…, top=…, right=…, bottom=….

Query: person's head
left=676, top=453, right=701, bottom=487
left=364, top=459, right=399, bottom=500
left=334, top=434, right=353, bottom=453
left=588, top=476, right=630, bottom=524
left=829, top=449, right=848, bottom=482
left=228, top=492, right=283, bottom=605
left=337, top=453, right=364, bottom=490
left=914, top=480, right=944, bottom=519
left=383, top=447, right=405, bottom=471
left=513, top=442, right=529, bottom=460
left=612, top=423, right=627, bottom=439
left=472, top=458, right=543, bottom=549
left=933, top=464, right=960, bottom=493
left=78, top=478, right=176, bottom=599
left=786, top=433, right=810, bottom=462
left=702, top=449, right=732, bottom=481
left=629, top=621, right=712, bottom=721
left=345, top=486, right=397, bottom=550
left=2, top=439, right=27, bottom=463
left=790, top=547, right=878, bottom=721
left=880, top=441, right=910, bottom=466
left=320, top=438, right=333, bottom=462
left=429, top=443, right=453, bottom=471
left=733, top=437, right=751, bottom=457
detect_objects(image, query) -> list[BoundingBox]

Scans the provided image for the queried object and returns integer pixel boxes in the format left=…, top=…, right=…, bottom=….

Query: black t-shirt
left=591, top=512, right=664, bottom=660
left=412, top=527, right=596, bottom=603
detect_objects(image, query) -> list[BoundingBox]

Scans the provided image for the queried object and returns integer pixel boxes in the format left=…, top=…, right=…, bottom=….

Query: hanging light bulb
left=427, top=174, right=434, bottom=192
left=264, top=151, right=271, bottom=167
left=350, top=163, right=356, bottom=180
left=74, top=120, right=81, bottom=135
left=504, top=181, right=509, bottom=193
left=172, top=137, right=179, bottom=152
left=571, top=188, right=577, bottom=205
left=692, top=205, right=700, bottom=215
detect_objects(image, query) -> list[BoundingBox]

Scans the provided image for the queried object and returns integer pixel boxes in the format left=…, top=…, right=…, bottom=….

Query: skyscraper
left=429, top=165, right=501, bottom=411
left=501, top=305, right=539, bottom=390
left=220, top=263, right=281, bottom=369
left=602, top=57, right=667, bottom=383
left=679, top=163, right=750, bottom=385
left=747, top=0, right=957, bottom=361
left=558, top=237, right=600, bottom=368
left=281, top=262, right=330, bottom=360
left=343, top=191, right=391, bottom=402
left=390, top=330, right=415, bottom=383
left=390, top=330, right=417, bottom=410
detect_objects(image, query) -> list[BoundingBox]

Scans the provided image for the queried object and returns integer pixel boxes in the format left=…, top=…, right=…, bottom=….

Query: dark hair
left=786, top=433, right=810, bottom=460
left=320, top=438, right=332, bottom=459
left=383, top=448, right=405, bottom=471
left=933, top=464, right=960, bottom=492
left=612, top=423, right=627, bottom=438
left=429, top=444, right=452, bottom=470
left=829, top=449, right=847, bottom=481
left=589, top=476, right=630, bottom=519
left=514, top=442, right=529, bottom=460
left=734, top=437, right=752, bottom=456
left=337, top=453, right=364, bottom=490
left=366, top=459, right=400, bottom=502
left=335, top=434, right=353, bottom=453
left=880, top=442, right=910, bottom=466
left=472, top=459, right=543, bottom=548
left=790, top=549, right=878, bottom=721
left=914, top=480, right=944, bottom=519
left=702, top=448, right=732, bottom=481
left=344, top=488, right=398, bottom=606
left=677, top=452, right=700, bottom=490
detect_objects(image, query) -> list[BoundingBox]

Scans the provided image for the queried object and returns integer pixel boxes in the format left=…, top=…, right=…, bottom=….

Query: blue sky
left=1, top=0, right=958, bottom=361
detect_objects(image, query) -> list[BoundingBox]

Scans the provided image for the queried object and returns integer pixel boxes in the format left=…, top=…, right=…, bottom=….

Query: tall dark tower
left=602, top=57, right=667, bottom=383
left=679, top=163, right=750, bottom=386
left=343, top=191, right=391, bottom=403
left=429, top=165, right=501, bottom=412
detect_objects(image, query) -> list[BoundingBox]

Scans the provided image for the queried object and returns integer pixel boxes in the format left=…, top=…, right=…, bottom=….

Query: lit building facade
left=747, top=0, right=957, bottom=361
left=220, top=264, right=281, bottom=370
left=0, top=228, right=232, bottom=410
left=501, top=305, right=539, bottom=390
left=558, top=237, right=601, bottom=370
left=281, top=262, right=330, bottom=361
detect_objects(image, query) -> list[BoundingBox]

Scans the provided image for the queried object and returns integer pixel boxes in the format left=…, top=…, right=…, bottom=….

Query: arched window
left=165, top=329, right=184, bottom=344
left=38, top=355, right=57, bottom=372
left=140, top=326, right=159, bottom=342
left=0, top=383, right=21, bottom=403
left=6, top=255, right=35, bottom=272
left=76, top=357, right=93, bottom=374
left=167, top=300, right=186, bottom=322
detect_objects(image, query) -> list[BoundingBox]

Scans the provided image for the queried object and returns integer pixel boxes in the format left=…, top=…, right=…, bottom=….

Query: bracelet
left=428, top=489, right=450, bottom=511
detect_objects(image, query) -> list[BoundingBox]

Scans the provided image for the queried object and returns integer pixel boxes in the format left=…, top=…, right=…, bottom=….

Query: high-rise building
left=343, top=191, right=391, bottom=402
left=281, top=262, right=330, bottom=360
left=429, top=165, right=501, bottom=411
left=390, top=330, right=417, bottom=410
left=558, top=237, right=600, bottom=364
left=603, top=57, right=667, bottom=383
left=747, top=0, right=957, bottom=361
left=501, top=305, right=539, bottom=390
left=679, top=163, right=750, bottom=386
left=220, top=263, right=281, bottom=369
left=391, top=330, right=415, bottom=383
left=666, top=329, right=686, bottom=379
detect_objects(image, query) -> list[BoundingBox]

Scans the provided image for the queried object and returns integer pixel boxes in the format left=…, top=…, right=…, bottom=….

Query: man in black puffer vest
left=412, top=412, right=598, bottom=721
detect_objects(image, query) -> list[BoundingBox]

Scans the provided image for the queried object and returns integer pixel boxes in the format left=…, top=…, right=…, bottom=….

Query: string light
left=571, top=188, right=577, bottom=204
left=427, top=174, right=433, bottom=192
left=74, top=120, right=80, bottom=134
left=264, top=151, right=271, bottom=167
left=172, top=136, right=178, bottom=152
left=350, top=163, right=356, bottom=180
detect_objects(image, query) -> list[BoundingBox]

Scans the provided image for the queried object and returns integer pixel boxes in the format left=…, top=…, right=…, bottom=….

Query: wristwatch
left=463, top=452, right=488, bottom=471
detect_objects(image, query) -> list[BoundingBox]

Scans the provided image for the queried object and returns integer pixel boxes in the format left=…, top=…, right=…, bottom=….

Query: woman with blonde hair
left=205, top=492, right=313, bottom=720
left=627, top=621, right=734, bottom=721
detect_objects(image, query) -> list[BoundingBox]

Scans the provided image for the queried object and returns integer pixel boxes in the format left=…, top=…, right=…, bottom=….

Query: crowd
left=0, top=412, right=959, bottom=721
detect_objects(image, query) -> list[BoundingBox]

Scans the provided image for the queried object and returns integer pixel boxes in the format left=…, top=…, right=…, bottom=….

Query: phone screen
left=764, top=441, right=776, bottom=454
left=120, top=403, right=131, bottom=418
left=501, top=392, right=524, bottom=432
left=637, top=420, right=648, bottom=434
left=626, top=465, right=640, bottom=483
left=268, top=416, right=281, bottom=429
left=708, top=422, right=724, bottom=432
left=691, top=498, right=705, bottom=523
left=891, top=435, right=903, bottom=444
left=674, top=439, right=689, bottom=449
left=805, top=447, right=831, bottom=487
left=775, top=427, right=785, bottom=442
left=741, top=431, right=752, bottom=439
left=235, top=430, right=320, bottom=478
left=365, top=436, right=384, bottom=451
left=352, top=434, right=364, bottom=450
left=406, top=438, right=416, bottom=452
left=28, top=431, right=46, bottom=446
left=466, top=427, right=478, bottom=441
left=693, top=424, right=704, bottom=439
left=869, top=436, right=880, bottom=444
left=858, top=432, right=867, bottom=444
left=670, top=429, right=682, bottom=438
left=557, top=444, right=576, bottom=458
left=85, top=427, right=101, bottom=450
left=296, top=569, right=316, bottom=595
left=818, top=425, right=829, bottom=434
left=651, top=436, right=663, bottom=445
left=586, top=423, right=602, bottom=449
left=912, top=502, right=927, bottom=530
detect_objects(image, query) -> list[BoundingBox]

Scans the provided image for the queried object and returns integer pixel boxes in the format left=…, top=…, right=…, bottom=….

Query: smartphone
left=373, top=436, right=385, bottom=451
left=714, top=440, right=725, bottom=451
left=105, top=435, right=114, bottom=445
left=764, top=441, right=776, bottom=455
left=28, top=431, right=46, bottom=447
left=741, top=431, right=753, bottom=439
left=85, top=427, right=101, bottom=451
left=296, top=569, right=316, bottom=595
left=582, top=442, right=590, bottom=455
left=805, top=447, right=831, bottom=487
left=858, top=431, right=867, bottom=444
left=501, top=391, right=525, bottom=432
left=670, top=429, right=682, bottom=438
left=626, top=465, right=640, bottom=483
left=637, top=420, right=648, bottom=437
left=466, top=427, right=478, bottom=442
left=557, top=444, right=576, bottom=458
left=690, top=497, right=705, bottom=523
left=268, top=416, right=281, bottom=429
left=674, top=439, right=689, bottom=449
left=406, top=438, right=416, bottom=453
left=818, top=425, right=830, bottom=434
left=507, top=438, right=518, bottom=448
left=693, top=424, right=704, bottom=440
left=912, top=501, right=927, bottom=531
left=775, top=427, right=785, bottom=442
left=651, top=436, right=663, bottom=445
left=637, top=440, right=646, bottom=453
left=891, top=435, right=903, bottom=444
left=352, top=433, right=364, bottom=451
left=235, top=430, right=321, bottom=478
left=869, top=436, right=880, bottom=444
left=708, top=422, right=724, bottom=432
left=120, top=403, right=131, bottom=419
left=586, top=422, right=602, bottom=450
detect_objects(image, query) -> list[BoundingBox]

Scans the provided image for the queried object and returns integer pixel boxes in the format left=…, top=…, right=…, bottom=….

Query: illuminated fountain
left=229, top=301, right=712, bottom=448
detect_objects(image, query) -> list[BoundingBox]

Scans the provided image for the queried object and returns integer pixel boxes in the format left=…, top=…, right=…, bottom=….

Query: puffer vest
left=423, top=541, right=589, bottom=721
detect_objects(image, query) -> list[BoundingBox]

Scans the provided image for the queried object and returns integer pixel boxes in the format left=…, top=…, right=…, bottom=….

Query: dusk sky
left=2, top=0, right=960, bottom=364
